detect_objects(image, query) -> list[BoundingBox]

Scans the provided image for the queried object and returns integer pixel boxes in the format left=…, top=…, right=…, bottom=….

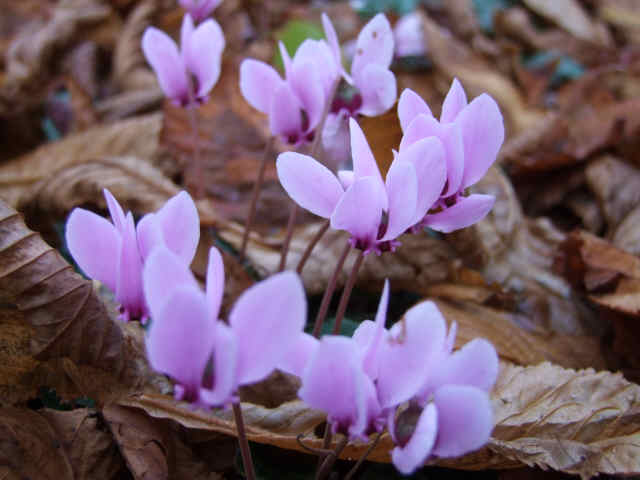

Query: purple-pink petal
left=179, top=0, right=221, bottom=22
left=351, top=14, right=394, bottom=81
left=391, top=403, right=438, bottom=475
left=205, top=246, right=225, bottom=320
left=269, top=83, right=303, bottom=142
left=278, top=332, right=319, bottom=378
left=439, top=339, right=499, bottom=392
left=424, top=193, right=495, bottom=233
left=276, top=152, right=344, bottom=219
left=457, top=93, right=505, bottom=189
left=103, top=188, right=126, bottom=232
left=289, top=59, right=325, bottom=131
left=360, top=279, right=390, bottom=380
left=136, top=212, right=162, bottom=262
left=349, top=118, right=386, bottom=206
left=239, top=59, right=284, bottom=114
left=142, top=27, right=189, bottom=104
left=355, top=64, right=397, bottom=117
left=381, top=161, right=417, bottom=242
left=229, top=271, right=306, bottom=385
left=66, top=208, right=121, bottom=292
left=115, top=213, right=145, bottom=319
left=432, top=385, right=493, bottom=458
left=398, top=89, right=432, bottom=133
left=154, top=191, right=200, bottom=265
left=199, top=322, right=238, bottom=406
left=183, top=18, right=225, bottom=99
left=440, top=78, right=468, bottom=123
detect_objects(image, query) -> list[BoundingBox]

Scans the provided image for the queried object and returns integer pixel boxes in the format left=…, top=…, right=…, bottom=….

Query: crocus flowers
left=142, top=13, right=225, bottom=107
left=66, top=189, right=199, bottom=322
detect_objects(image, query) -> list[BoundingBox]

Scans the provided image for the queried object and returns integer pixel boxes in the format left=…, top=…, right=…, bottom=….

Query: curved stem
left=278, top=202, right=298, bottom=272
left=232, top=402, right=256, bottom=480
left=332, top=249, right=365, bottom=335
left=186, top=105, right=204, bottom=199
left=344, top=430, right=383, bottom=480
left=312, top=242, right=352, bottom=338
left=296, top=220, right=330, bottom=274
left=240, top=136, right=274, bottom=261
left=315, top=435, right=348, bottom=480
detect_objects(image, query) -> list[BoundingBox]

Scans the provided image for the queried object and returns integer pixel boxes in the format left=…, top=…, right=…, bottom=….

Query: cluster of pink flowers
left=64, top=7, right=505, bottom=478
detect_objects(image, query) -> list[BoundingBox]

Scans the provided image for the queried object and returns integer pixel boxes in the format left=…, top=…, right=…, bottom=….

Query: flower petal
left=154, top=191, right=200, bottom=265
left=180, top=13, right=195, bottom=52
left=277, top=332, right=319, bottom=378
left=205, top=246, right=225, bottom=320
left=330, top=177, right=382, bottom=250
left=199, top=321, right=237, bottom=406
left=66, top=208, right=121, bottom=292
left=143, top=247, right=199, bottom=321
left=136, top=213, right=162, bottom=262
left=276, top=152, right=343, bottom=218
left=239, top=59, right=284, bottom=114
left=396, top=137, right=446, bottom=224
left=457, top=93, right=505, bottom=189
left=146, top=285, right=215, bottom=395
left=269, top=83, right=303, bottom=142
left=322, top=13, right=349, bottom=82
left=360, top=279, right=390, bottom=379
left=278, top=41, right=292, bottom=78
left=289, top=59, right=325, bottom=131
left=381, top=161, right=417, bottom=242
left=440, top=78, right=468, bottom=123
left=400, top=116, right=464, bottom=197
left=394, top=12, right=426, bottom=58
left=293, top=39, right=338, bottom=99
left=229, top=271, right=306, bottom=385
left=179, top=0, right=221, bottom=22
left=103, top=188, right=126, bottom=232
left=116, top=213, right=145, bottom=318
left=184, top=18, right=225, bottom=99
left=377, top=301, right=447, bottom=409
left=351, top=13, right=394, bottom=80
left=441, top=339, right=499, bottom=392
left=349, top=118, right=386, bottom=207
left=398, top=89, right=432, bottom=133
left=355, top=64, right=397, bottom=117
left=391, top=403, right=437, bottom=475
left=142, top=27, right=188, bottom=103
left=432, top=385, right=493, bottom=458
left=424, top=194, right=495, bottom=233
left=337, top=170, right=355, bottom=190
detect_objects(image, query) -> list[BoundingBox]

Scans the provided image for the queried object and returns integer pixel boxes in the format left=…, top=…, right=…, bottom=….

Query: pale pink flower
left=178, top=0, right=221, bottom=22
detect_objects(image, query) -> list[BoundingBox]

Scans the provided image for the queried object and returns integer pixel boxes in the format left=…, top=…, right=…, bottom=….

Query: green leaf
left=352, top=0, right=419, bottom=16
left=273, top=20, right=325, bottom=71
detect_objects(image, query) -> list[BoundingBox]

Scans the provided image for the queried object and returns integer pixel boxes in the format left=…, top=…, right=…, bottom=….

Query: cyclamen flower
left=394, top=13, right=426, bottom=58
left=398, top=78, right=505, bottom=233
left=142, top=13, right=225, bottom=107
left=178, top=0, right=221, bottom=22
left=277, top=118, right=446, bottom=254
left=240, top=35, right=339, bottom=145
left=322, top=13, right=397, bottom=117
left=143, top=246, right=306, bottom=405
left=65, top=189, right=199, bottom=322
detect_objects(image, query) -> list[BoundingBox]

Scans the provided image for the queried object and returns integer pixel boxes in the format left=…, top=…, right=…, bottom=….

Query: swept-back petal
left=349, top=118, right=386, bottom=207
left=205, top=246, right=224, bottom=320
left=143, top=247, right=199, bottom=321
left=377, top=301, right=447, bottom=409
left=179, top=0, right=221, bottom=21
left=396, top=137, right=446, bottom=224
left=351, top=14, right=394, bottom=79
left=400, top=116, right=464, bottom=197
left=337, top=170, right=355, bottom=190
left=440, top=339, right=498, bottom=392
left=457, top=93, right=504, bottom=189
left=278, top=333, right=319, bottom=378
left=142, top=27, right=189, bottom=103
left=424, top=194, right=495, bottom=233
left=116, top=213, right=145, bottom=318
left=381, top=161, right=417, bottom=242
left=66, top=208, right=121, bottom=292
left=398, top=89, right=432, bottom=133
left=355, top=64, right=397, bottom=117
left=180, top=13, right=195, bottom=52
left=229, top=271, right=306, bottom=385
left=154, top=191, right=200, bottom=265
left=289, top=59, right=325, bottom=131
left=276, top=152, right=343, bottom=218
left=239, top=59, right=284, bottom=114
left=330, top=177, right=382, bottom=250
left=184, top=18, right=225, bottom=99
left=321, top=13, right=349, bottom=82
left=199, top=322, right=237, bottom=406
left=136, top=213, right=162, bottom=262
left=146, top=285, right=215, bottom=396
left=293, top=39, right=338, bottom=98
left=360, top=279, right=390, bottom=379
left=269, top=83, right=303, bottom=141
left=391, top=403, right=438, bottom=475
left=432, top=385, right=493, bottom=457
left=440, top=78, right=468, bottom=123
left=103, top=188, right=126, bottom=232
left=278, top=41, right=292, bottom=78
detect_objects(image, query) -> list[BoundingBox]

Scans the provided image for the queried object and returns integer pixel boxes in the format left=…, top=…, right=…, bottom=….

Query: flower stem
left=296, top=220, right=330, bottom=274
left=186, top=105, right=204, bottom=199
left=312, top=242, right=352, bottom=338
left=344, top=430, right=383, bottom=480
left=240, top=136, right=274, bottom=261
left=332, top=249, right=365, bottom=335
left=315, top=434, right=348, bottom=480
left=277, top=201, right=298, bottom=272
left=232, top=402, right=257, bottom=480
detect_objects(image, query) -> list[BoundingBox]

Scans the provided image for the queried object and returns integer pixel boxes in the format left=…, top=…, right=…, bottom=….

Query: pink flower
left=240, top=37, right=339, bottom=145
left=397, top=78, right=505, bottom=233
left=65, top=189, right=199, bottom=322
left=142, top=13, right=225, bottom=107
left=394, top=13, right=426, bottom=58
left=143, top=247, right=307, bottom=406
left=178, top=0, right=221, bottom=22
left=277, top=118, right=446, bottom=254
left=322, top=13, right=397, bottom=117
